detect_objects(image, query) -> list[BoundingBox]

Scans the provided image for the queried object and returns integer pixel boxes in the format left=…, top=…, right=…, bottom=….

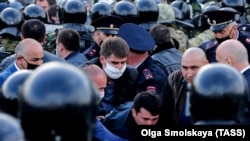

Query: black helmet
left=57, top=0, right=68, bottom=24
left=189, top=63, right=248, bottom=125
left=192, top=14, right=210, bottom=29
left=135, top=0, right=159, bottom=23
left=90, top=2, right=113, bottom=22
left=62, top=0, right=87, bottom=24
left=173, top=7, right=194, bottom=29
left=0, top=7, right=24, bottom=37
left=171, top=0, right=190, bottom=20
left=23, top=4, right=47, bottom=23
left=0, top=112, right=25, bottom=141
left=221, top=0, right=245, bottom=16
left=202, top=4, right=220, bottom=14
left=0, top=70, right=32, bottom=117
left=113, top=1, right=140, bottom=24
left=19, top=62, right=98, bottom=141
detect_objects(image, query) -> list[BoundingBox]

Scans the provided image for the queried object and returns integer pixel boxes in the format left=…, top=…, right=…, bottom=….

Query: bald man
left=160, top=47, right=209, bottom=126
left=0, top=38, right=44, bottom=88
left=216, top=39, right=250, bottom=125
left=82, top=64, right=107, bottom=101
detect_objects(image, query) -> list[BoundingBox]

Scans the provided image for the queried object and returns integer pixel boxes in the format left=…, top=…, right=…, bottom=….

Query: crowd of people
left=0, top=0, right=249, bottom=141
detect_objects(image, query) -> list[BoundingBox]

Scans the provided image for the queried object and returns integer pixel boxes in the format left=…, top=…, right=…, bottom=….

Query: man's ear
left=99, top=56, right=104, bottom=64
left=40, top=36, right=46, bottom=45
left=20, top=35, right=25, bottom=40
left=131, top=108, right=136, bottom=118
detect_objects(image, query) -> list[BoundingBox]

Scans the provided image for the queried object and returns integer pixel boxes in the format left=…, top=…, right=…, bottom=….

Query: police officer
left=189, top=63, right=248, bottom=125
left=61, top=0, right=94, bottom=53
left=221, top=0, right=248, bottom=24
left=0, top=70, right=32, bottom=117
left=118, top=23, right=167, bottom=97
left=158, top=5, right=189, bottom=52
left=188, top=4, right=217, bottom=48
left=199, top=7, right=250, bottom=63
left=23, top=4, right=47, bottom=23
left=0, top=7, right=24, bottom=62
left=83, top=2, right=123, bottom=60
left=113, top=0, right=140, bottom=24
left=19, top=61, right=98, bottom=141
left=135, top=0, right=159, bottom=31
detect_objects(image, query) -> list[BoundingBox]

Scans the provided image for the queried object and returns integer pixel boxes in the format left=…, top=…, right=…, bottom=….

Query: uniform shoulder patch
left=245, top=37, right=250, bottom=44
left=205, top=40, right=218, bottom=50
left=143, top=69, right=153, bottom=80
left=87, top=49, right=96, bottom=56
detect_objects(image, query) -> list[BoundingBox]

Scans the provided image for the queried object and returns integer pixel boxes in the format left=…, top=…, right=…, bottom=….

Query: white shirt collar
left=240, top=66, right=250, bottom=74
left=14, top=61, right=21, bottom=71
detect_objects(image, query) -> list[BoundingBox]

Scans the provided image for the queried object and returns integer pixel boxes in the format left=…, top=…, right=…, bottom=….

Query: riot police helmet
left=113, top=0, right=140, bottom=24
left=0, top=7, right=24, bottom=37
left=189, top=63, right=248, bottom=125
left=0, top=112, right=25, bottom=141
left=62, top=0, right=87, bottom=24
left=23, top=4, right=48, bottom=23
left=171, top=0, right=190, bottom=20
left=135, top=0, right=159, bottom=23
left=19, top=61, right=98, bottom=141
left=173, top=7, right=194, bottom=29
left=57, top=0, right=68, bottom=24
left=90, top=2, right=113, bottom=22
left=221, top=0, right=245, bottom=16
left=0, top=70, right=32, bottom=117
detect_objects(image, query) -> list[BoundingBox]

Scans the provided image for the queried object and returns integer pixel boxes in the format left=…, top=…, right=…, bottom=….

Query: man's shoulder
left=199, top=38, right=218, bottom=51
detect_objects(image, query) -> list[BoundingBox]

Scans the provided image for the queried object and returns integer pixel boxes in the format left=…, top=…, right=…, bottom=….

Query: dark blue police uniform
left=199, top=7, right=250, bottom=63
left=118, top=23, right=167, bottom=97
left=83, top=15, right=123, bottom=60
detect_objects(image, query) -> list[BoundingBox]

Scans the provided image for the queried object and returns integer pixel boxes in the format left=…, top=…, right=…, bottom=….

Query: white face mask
left=104, top=62, right=126, bottom=79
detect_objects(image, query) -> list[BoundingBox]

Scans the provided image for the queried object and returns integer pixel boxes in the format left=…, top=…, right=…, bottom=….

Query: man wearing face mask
left=0, top=38, right=44, bottom=89
left=79, top=37, right=138, bottom=115
left=199, top=7, right=250, bottom=63
left=82, top=64, right=107, bottom=103
left=0, top=19, right=65, bottom=72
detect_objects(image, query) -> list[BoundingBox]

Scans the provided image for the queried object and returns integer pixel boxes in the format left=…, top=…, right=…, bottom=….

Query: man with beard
left=199, top=7, right=250, bottom=63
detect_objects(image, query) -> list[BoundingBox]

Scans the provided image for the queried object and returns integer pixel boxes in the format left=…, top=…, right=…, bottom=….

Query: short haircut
left=132, top=91, right=162, bottom=116
left=57, top=28, right=80, bottom=51
left=100, top=37, right=129, bottom=59
left=149, top=24, right=171, bottom=46
left=21, top=19, right=46, bottom=43
left=48, top=4, right=57, bottom=23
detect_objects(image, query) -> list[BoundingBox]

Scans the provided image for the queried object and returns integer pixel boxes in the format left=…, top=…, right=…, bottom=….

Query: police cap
left=203, top=7, right=239, bottom=31
left=91, top=15, right=123, bottom=35
left=118, top=23, right=155, bottom=52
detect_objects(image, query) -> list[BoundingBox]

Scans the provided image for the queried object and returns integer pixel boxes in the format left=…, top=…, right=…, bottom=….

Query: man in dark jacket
left=216, top=39, right=250, bottom=124
left=102, top=91, right=162, bottom=141
left=0, top=19, right=64, bottom=72
left=149, top=24, right=182, bottom=77
left=79, top=37, right=138, bottom=115
left=161, top=47, right=209, bottom=126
